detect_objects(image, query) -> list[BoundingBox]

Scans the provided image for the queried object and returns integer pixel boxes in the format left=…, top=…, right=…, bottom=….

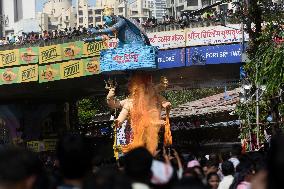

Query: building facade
left=152, top=0, right=167, bottom=21
left=42, top=0, right=76, bottom=31
left=1, top=0, right=36, bottom=36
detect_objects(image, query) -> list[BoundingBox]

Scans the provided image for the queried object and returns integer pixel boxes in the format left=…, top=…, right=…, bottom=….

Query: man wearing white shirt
left=218, top=161, right=235, bottom=189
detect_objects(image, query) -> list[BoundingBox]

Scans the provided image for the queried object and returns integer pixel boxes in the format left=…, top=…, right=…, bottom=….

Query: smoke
left=122, top=73, right=162, bottom=155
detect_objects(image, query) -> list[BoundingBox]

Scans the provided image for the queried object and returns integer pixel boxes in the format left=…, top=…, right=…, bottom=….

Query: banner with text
left=100, top=45, right=157, bottom=72
left=158, top=48, right=185, bottom=69
left=19, top=64, right=38, bottom=83
left=39, top=45, right=62, bottom=64
left=39, top=64, right=61, bottom=83
left=83, top=41, right=108, bottom=57
left=148, top=30, right=186, bottom=49
left=186, top=44, right=243, bottom=66
left=62, top=41, right=84, bottom=61
left=0, top=49, right=20, bottom=68
left=186, top=24, right=249, bottom=46
left=19, top=47, right=39, bottom=65
left=0, top=65, right=38, bottom=85
left=83, top=57, right=100, bottom=76
left=108, top=38, right=118, bottom=49
left=60, top=60, right=84, bottom=80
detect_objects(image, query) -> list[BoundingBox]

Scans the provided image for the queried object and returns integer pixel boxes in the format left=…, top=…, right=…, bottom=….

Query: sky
left=36, top=0, right=96, bottom=12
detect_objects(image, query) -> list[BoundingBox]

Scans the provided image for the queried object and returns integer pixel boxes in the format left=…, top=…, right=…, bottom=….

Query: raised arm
left=91, top=18, right=127, bottom=36
left=106, top=88, right=121, bottom=109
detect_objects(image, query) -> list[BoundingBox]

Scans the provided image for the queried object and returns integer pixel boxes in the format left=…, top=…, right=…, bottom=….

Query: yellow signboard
left=43, top=139, right=58, bottom=151
left=19, top=64, right=38, bottom=83
left=39, top=45, right=62, bottom=64
left=83, top=40, right=108, bottom=57
left=60, top=60, right=83, bottom=80
left=0, top=49, right=20, bottom=68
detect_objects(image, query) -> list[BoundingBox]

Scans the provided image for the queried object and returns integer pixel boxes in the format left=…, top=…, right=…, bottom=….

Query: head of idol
left=103, top=7, right=115, bottom=26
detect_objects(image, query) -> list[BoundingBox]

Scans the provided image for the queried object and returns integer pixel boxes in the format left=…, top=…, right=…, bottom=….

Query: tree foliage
left=236, top=0, right=284, bottom=142
left=78, top=96, right=109, bottom=125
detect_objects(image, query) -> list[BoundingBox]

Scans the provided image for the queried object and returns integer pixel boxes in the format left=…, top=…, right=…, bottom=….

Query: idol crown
left=103, top=6, right=114, bottom=16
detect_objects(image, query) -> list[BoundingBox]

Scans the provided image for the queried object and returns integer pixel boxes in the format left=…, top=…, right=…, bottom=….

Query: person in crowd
left=218, top=161, right=235, bottom=189
left=0, top=147, right=50, bottom=189
left=265, top=134, right=284, bottom=189
left=207, top=172, right=220, bottom=189
left=229, top=156, right=255, bottom=189
left=56, top=134, right=94, bottom=189
left=124, top=147, right=153, bottom=189
left=229, top=145, right=241, bottom=169
left=205, top=160, right=219, bottom=176
left=173, top=177, right=207, bottom=189
left=83, top=168, right=132, bottom=189
left=151, top=147, right=174, bottom=185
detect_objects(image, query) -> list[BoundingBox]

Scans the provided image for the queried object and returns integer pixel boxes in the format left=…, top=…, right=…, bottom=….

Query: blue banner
left=186, top=44, right=243, bottom=66
left=158, top=48, right=185, bottom=69
left=100, top=45, right=157, bottom=72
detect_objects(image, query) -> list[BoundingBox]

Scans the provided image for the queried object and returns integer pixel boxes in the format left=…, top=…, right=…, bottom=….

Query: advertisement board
left=19, top=64, right=38, bottom=83
left=158, top=48, right=185, bottom=69
left=19, top=47, right=39, bottom=64
left=186, top=44, right=243, bottom=66
left=100, top=45, right=157, bottom=72
left=0, top=49, right=20, bottom=68
left=0, top=67, right=20, bottom=85
left=83, top=57, right=100, bottom=76
left=83, top=40, right=108, bottom=57
left=61, top=41, right=84, bottom=61
left=148, top=30, right=186, bottom=49
left=186, top=24, right=249, bottom=46
left=39, top=64, right=61, bottom=83
left=60, top=60, right=84, bottom=80
left=39, top=45, right=62, bottom=64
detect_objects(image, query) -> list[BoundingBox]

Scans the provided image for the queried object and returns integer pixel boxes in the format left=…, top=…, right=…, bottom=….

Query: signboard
left=62, top=41, right=84, bottom=61
left=19, top=64, right=38, bottom=83
left=0, top=67, right=19, bottom=85
left=83, top=57, right=100, bottom=76
left=186, top=24, right=249, bottom=46
left=0, top=49, right=20, bottom=68
left=60, top=60, right=84, bottom=80
left=186, top=44, right=243, bottom=66
left=148, top=30, right=186, bottom=49
left=158, top=48, right=185, bottom=69
left=27, top=141, right=45, bottom=152
left=83, top=41, right=108, bottom=57
left=39, top=45, right=62, bottom=64
left=108, top=38, right=118, bottom=49
left=0, top=65, right=38, bottom=85
left=100, top=45, right=157, bottom=72
left=39, top=64, right=61, bottom=83
left=43, top=139, right=57, bottom=151
left=19, top=47, right=39, bottom=64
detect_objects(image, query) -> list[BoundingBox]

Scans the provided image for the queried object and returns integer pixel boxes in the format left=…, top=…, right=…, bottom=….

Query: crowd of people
left=142, top=9, right=238, bottom=30
left=0, top=25, right=106, bottom=49
left=0, top=133, right=283, bottom=189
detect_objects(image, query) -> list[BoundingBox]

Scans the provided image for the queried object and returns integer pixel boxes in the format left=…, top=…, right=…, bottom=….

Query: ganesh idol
left=106, top=74, right=171, bottom=155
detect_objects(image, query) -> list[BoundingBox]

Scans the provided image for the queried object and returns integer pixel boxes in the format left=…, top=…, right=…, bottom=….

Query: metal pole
left=256, top=62, right=260, bottom=148
left=124, top=0, right=128, bottom=18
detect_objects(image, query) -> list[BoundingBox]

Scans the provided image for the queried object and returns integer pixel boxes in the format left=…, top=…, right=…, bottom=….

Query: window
left=79, top=10, right=83, bottom=15
left=66, top=16, right=69, bottom=20
left=119, top=8, right=123, bottom=13
left=95, top=17, right=101, bottom=22
left=88, top=10, right=93, bottom=15
left=79, top=17, right=83, bottom=23
left=88, top=17, right=93, bottom=22
left=187, top=0, right=198, bottom=6
left=95, top=10, right=101, bottom=14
